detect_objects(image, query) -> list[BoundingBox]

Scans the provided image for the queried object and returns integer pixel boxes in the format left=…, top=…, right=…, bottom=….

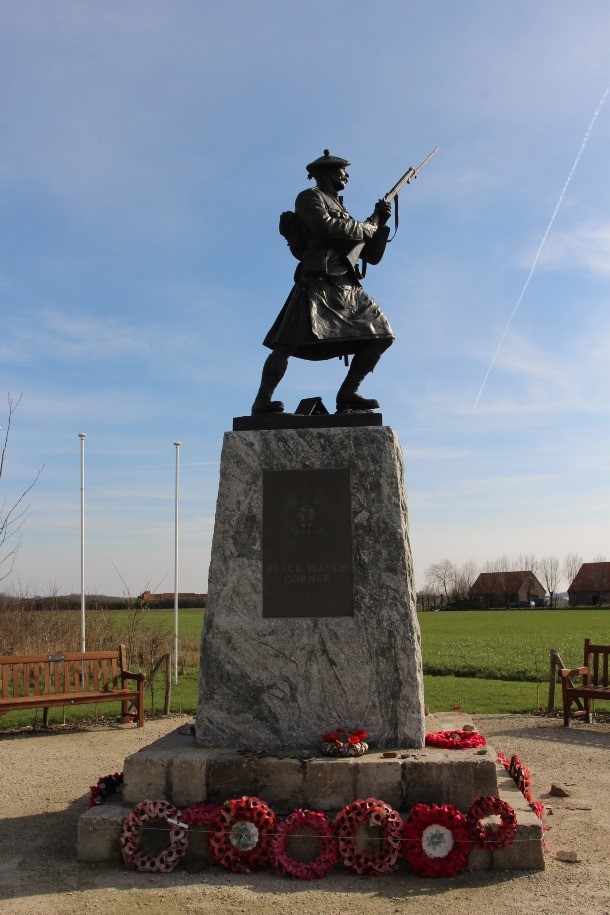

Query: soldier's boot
left=336, top=343, right=388, bottom=413
left=251, top=347, right=291, bottom=414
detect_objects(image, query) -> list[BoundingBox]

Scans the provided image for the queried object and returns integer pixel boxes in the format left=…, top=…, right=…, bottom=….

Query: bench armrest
left=560, top=667, right=587, bottom=679
left=121, top=670, right=145, bottom=683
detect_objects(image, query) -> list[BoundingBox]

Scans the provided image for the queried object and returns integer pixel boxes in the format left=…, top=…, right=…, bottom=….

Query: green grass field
left=1, top=608, right=608, bottom=728
left=418, top=608, right=610, bottom=680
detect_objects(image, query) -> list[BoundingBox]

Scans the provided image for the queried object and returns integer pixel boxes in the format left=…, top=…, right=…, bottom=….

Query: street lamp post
left=78, top=433, right=86, bottom=652
left=173, top=441, right=181, bottom=685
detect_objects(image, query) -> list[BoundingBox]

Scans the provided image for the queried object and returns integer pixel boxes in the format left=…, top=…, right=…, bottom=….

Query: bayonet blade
left=406, top=144, right=440, bottom=183
left=385, top=145, right=439, bottom=199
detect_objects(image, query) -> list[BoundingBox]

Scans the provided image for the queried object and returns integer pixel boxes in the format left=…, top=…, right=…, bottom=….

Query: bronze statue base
left=233, top=412, right=383, bottom=431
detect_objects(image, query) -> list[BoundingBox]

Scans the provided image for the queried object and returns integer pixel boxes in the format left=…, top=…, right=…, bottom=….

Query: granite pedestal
left=196, top=423, right=425, bottom=750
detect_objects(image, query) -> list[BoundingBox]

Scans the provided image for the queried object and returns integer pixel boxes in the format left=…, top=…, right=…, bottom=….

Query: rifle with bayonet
left=346, top=145, right=439, bottom=270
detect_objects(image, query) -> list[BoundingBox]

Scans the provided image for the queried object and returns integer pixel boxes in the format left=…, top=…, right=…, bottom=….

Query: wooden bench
left=0, top=645, right=145, bottom=727
left=561, top=638, right=610, bottom=726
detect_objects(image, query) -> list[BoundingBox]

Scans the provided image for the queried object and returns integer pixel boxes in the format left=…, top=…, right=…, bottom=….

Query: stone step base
left=77, top=720, right=545, bottom=871
left=120, top=733, right=499, bottom=811
left=77, top=770, right=544, bottom=871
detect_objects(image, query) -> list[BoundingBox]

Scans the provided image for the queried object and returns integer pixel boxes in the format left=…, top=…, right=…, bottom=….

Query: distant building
left=469, top=571, right=546, bottom=609
left=567, top=562, right=610, bottom=607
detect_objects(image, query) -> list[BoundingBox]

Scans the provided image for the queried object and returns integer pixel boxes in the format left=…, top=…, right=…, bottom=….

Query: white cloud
left=0, top=307, right=192, bottom=364
left=533, top=221, right=610, bottom=276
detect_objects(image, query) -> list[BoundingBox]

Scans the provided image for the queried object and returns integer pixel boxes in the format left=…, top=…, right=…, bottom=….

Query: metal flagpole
left=173, top=441, right=181, bottom=684
left=78, top=433, right=87, bottom=652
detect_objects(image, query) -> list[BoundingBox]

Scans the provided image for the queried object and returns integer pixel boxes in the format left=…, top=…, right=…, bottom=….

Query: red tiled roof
left=567, top=562, right=610, bottom=592
left=470, top=570, right=543, bottom=596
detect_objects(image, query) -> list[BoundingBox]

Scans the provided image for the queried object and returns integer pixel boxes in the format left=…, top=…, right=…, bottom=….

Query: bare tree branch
left=562, top=552, right=583, bottom=589
left=0, top=394, right=44, bottom=581
left=539, top=555, right=560, bottom=607
left=425, top=559, right=458, bottom=604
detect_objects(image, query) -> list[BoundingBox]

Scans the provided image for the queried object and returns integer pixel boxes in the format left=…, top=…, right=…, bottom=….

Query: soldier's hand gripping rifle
left=346, top=145, right=439, bottom=270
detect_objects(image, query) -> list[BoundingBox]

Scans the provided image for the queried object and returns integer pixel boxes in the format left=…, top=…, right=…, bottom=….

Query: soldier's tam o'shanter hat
left=306, top=149, right=351, bottom=173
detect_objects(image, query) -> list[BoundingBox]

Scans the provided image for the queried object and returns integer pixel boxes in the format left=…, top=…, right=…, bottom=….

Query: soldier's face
left=329, top=166, right=349, bottom=191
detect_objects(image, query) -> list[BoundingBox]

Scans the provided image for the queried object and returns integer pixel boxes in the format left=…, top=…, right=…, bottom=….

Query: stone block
left=303, top=757, right=357, bottom=809
left=123, top=750, right=169, bottom=804
left=169, top=751, right=208, bottom=808
left=492, top=821, right=545, bottom=870
left=77, top=804, right=125, bottom=862
left=468, top=846, right=493, bottom=870
left=354, top=755, right=404, bottom=808
left=205, top=753, right=260, bottom=803
left=493, top=769, right=545, bottom=870
left=253, top=756, right=306, bottom=809
left=403, top=750, right=497, bottom=809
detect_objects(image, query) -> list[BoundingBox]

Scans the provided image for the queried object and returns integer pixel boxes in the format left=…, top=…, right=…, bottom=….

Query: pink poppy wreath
left=271, top=809, right=338, bottom=879
left=208, top=796, right=275, bottom=873
left=120, top=799, right=189, bottom=873
left=425, top=729, right=487, bottom=750
left=333, top=798, right=403, bottom=876
left=402, top=803, right=473, bottom=877
left=467, top=795, right=517, bottom=850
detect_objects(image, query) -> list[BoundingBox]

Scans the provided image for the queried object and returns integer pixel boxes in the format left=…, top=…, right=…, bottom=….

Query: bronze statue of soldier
left=251, top=150, right=395, bottom=415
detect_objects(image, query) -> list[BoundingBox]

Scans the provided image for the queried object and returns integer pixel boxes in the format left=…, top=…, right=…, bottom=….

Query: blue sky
left=1, top=0, right=609, bottom=597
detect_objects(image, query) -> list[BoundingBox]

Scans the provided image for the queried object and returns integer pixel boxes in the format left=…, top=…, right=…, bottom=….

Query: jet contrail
left=474, top=87, right=609, bottom=409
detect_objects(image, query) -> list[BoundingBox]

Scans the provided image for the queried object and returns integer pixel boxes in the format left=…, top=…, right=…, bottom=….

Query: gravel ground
left=0, top=713, right=608, bottom=915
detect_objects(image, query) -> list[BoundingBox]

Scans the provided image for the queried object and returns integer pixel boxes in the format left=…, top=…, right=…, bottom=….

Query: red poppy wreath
left=467, top=795, right=517, bottom=850
left=208, top=796, right=275, bottom=873
left=271, top=809, right=338, bottom=880
left=402, top=803, right=473, bottom=877
left=425, top=729, right=487, bottom=750
left=333, top=798, right=403, bottom=876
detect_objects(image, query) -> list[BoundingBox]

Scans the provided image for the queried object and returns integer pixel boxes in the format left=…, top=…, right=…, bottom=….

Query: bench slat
left=2, top=689, right=141, bottom=713
left=564, top=685, right=610, bottom=700
left=12, top=663, right=21, bottom=698
left=86, top=659, right=92, bottom=690
left=73, top=660, right=81, bottom=691
left=51, top=661, right=60, bottom=695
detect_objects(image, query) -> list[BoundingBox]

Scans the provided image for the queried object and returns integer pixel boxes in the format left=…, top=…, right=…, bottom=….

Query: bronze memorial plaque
left=263, top=468, right=353, bottom=618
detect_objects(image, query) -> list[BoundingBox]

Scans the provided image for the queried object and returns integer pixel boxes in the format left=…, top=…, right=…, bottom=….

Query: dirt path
left=0, top=714, right=608, bottom=915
